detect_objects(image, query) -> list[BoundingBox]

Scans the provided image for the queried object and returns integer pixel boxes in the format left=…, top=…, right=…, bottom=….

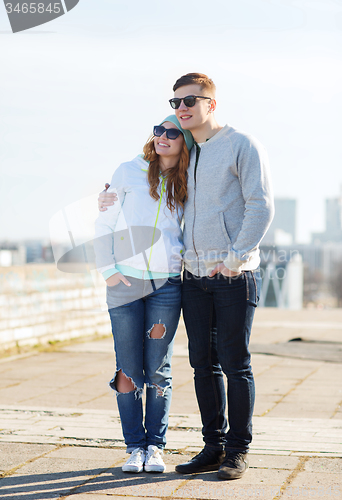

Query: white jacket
left=94, top=156, right=184, bottom=277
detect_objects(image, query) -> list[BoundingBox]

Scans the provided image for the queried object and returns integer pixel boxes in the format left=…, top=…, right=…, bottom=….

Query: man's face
left=173, top=84, right=213, bottom=132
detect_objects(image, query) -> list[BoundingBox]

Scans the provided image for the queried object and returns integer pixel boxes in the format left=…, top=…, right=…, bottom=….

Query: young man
left=168, top=73, right=274, bottom=480
left=98, top=73, right=274, bottom=480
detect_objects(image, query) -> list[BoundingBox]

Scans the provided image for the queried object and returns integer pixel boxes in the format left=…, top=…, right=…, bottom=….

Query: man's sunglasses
left=153, top=125, right=182, bottom=140
left=169, top=95, right=211, bottom=110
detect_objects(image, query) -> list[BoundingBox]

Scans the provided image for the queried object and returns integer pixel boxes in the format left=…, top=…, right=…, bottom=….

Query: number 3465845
left=5, top=3, right=62, bottom=14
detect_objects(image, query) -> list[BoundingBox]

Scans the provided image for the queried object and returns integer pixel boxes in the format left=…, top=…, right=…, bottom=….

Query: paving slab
left=287, top=472, right=341, bottom=500
left=249, top=455, right=300, bottom=469
left=66, top=496, right=161, bottom=500
left=72, top=467, right=189, bottom=498
left=171, top=469, right=290, bottom=499
left=1, top=309, right=342, bottom=499
left=1, top=406, right=341, bottom=456
left=0, top=448, right=125, bottom=500
left=0, top=445, right=308, bottom=500
left=0, top=443, right=55, bottom=474
left=304, top=457, right=342, bottom=474
left=250, top=340, right=342, bottom=363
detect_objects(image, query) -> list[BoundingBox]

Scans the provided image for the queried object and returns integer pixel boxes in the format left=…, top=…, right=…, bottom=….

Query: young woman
left=95, top=116, right=193, bottom=473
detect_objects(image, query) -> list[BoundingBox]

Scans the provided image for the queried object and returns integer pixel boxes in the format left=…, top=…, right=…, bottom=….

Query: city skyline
left=1, top=0, right=341, bottom=243
left=3, top=190, right=342, bottom=249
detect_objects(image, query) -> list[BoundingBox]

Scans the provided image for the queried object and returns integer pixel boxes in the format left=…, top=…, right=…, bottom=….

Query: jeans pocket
left=219, top=271, right=243, bottom=280
left=245, top=270, right=261, bottom=306
left=167, top=275, right=182, bottom=285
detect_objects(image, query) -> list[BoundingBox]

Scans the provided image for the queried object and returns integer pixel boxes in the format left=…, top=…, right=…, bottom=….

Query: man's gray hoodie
left=183, top=124, right=274, bottom=277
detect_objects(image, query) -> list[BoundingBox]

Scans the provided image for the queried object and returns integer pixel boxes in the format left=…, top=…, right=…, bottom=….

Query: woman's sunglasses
left=169, top=95, right=212, bottom=110
left=153, top=125, right=182, bottom=140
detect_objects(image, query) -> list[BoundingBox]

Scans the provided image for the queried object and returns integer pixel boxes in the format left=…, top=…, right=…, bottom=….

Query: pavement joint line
left=272, top=455, right=310, bottom=500
left=167, top=476, right=196, bottom=500
left=260, top=365, right=321, bottom=416
left=77, top=392, right=110, bottom=405
left=331, top=399, right=342, bottom=418
left=0, top=443, right=62, bottom=478
left=0, top=382, right=21, bottom=391
left=0, top=334, right=112, bottom=364
left=58, top=456, right=125, bottom=500
left=172, top=378, right=194, bottom=392
left=0, top=351, right=38, bottom=364
left=251, top=351, right=341, bottom=364
left=253, top=359, right=280, bottom=379
left=254, top=321, right=342, bottom=330
left=0, top=438, right=127, bottom=449
left=60, top=372, right=102, bottom=388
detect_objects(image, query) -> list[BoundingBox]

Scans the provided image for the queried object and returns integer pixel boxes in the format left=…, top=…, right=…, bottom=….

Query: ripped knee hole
left=115, top=369, right=136, bottom=393
left=147, top=322, right=166, bottom=339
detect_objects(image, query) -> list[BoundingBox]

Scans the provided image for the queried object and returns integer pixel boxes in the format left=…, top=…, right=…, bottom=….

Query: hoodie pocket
left=219, top=212, right=232, bottom=246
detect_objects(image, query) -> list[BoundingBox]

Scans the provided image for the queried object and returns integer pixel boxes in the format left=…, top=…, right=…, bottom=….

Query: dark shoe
left=217, top=451, right=249, bottom=480
left=175, top=447, right=225, bottom=474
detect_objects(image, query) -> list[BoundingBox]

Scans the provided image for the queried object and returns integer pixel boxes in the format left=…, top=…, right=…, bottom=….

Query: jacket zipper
left=147, top=175, right=165, bottom=272
left=192, top=143, right=201, bottom=275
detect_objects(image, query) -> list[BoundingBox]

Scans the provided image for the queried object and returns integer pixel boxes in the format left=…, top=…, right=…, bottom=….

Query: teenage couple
left=95, top=73, right=274, bottom=479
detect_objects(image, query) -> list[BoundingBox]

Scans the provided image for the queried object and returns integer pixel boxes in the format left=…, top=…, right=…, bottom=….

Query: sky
left=0, top=0, right=342, bottom=244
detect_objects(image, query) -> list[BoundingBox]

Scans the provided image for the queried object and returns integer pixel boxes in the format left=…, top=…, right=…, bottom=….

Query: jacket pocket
left=219, top=212, right=232, bottom=246
left=107, top=281, right=122, bottom=289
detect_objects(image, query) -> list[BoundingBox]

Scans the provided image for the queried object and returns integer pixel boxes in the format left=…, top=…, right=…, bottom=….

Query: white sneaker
left=122, top=448, right=145, bottom=473
left=144, top=445, right=165, bottom=473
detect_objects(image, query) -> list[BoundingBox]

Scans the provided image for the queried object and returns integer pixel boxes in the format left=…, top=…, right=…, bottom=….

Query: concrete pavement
left=0, top=308, right=342, bottom=499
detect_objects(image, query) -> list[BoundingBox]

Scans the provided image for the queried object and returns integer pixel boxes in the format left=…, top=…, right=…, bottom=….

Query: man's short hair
left=173, top=73, right=216, bottom=97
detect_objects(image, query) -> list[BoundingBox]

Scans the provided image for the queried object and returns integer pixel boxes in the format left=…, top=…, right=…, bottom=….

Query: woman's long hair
left=142, top=136, right=189, bottom=212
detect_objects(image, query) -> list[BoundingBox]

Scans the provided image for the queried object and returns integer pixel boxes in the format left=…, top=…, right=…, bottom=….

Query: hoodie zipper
left=192, top=143, right=201, bottom=275
left=147, top=175, right=165, bottom=271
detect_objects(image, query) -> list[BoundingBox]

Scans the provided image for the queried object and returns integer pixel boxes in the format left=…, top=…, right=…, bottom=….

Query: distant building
left=0, top=243, right=26, bottom=266
left=301, top=242, right=342, bottom=277
left=312, top=186, right=342, bottom=243
left=262, top=198, right=296, bottom=245
left=25, top=240, right=43, bottom=263
left=259, top=245, right=303, bottom=309
left=261, top=241, right=342, bottom=282
left=0, top=240, right=54, bottom=266
left=24, top=240, right=54, bottom=263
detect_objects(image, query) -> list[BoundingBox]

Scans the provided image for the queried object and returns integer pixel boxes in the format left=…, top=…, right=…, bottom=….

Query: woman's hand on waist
left=106, top=273, right=131, bottom=287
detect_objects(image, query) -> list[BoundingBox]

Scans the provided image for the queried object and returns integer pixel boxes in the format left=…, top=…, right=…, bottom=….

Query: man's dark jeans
left=182, top=268, right=261, bottom=453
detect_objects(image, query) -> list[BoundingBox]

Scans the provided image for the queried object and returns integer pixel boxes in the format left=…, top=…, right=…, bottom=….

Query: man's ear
left=209, top=99, right=217, bottom=113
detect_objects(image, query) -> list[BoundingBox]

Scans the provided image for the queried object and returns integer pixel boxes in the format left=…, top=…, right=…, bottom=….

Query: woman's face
left=153, top=121, right=184, bottom=159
